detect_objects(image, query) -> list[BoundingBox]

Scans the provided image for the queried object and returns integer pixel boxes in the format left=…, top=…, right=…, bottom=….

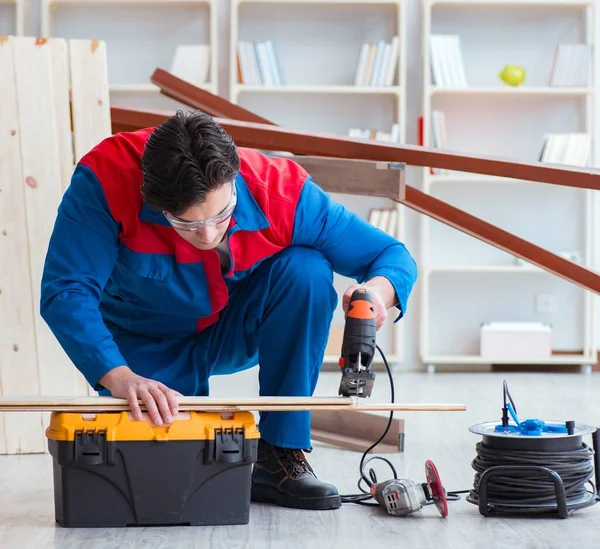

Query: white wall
left=11, top=0, right=600, bottom=371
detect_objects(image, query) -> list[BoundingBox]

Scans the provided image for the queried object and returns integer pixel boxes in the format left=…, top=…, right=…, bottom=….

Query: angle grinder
left=370, top=459, right=449, bottom=517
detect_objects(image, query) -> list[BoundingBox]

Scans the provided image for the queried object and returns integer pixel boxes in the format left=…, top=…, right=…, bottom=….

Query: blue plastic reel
left=494, top=418, right=568, bottom=436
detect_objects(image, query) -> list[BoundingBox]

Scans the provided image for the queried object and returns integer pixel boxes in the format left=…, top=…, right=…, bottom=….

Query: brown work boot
left=251, top=438, right=342, bottom=510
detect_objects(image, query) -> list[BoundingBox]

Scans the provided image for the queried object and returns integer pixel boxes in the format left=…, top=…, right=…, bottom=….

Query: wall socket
left=536, top=294, right=557, bottom=314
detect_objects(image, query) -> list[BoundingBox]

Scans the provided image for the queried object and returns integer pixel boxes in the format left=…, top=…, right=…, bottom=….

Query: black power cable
left=465, top=442, right=596, bottom=512
left=338, top=350, right=598, bottom=516
left=339, top=344, right=463, bottom=507
left=339, top=344, right=396, bottom=506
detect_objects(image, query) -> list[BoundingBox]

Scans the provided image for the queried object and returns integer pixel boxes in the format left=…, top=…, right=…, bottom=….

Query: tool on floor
left=338, top=288, right=377, bottom=398
left=370, top=459, right=449, bottom=517
left=466, top=380, right=600, bottom=519
left=337, top=292, right=456, bottom=517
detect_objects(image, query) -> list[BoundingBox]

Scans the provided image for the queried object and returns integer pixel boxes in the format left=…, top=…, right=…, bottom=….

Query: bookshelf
left=40, top=0, right=218, bottom=110
left=229, top=0, right=407, bottom=367
left=419, top=0, right=598, bottom=372
left=0, top=0, right=24, bottom=35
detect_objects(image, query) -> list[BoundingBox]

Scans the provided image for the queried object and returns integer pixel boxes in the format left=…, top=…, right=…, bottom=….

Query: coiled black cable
left=466, top=441, right=597, bottom=512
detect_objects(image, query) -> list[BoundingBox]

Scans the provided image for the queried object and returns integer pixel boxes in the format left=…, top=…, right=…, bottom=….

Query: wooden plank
left=69, top=39, right=111, bottom=162
left=211, top=118, right=600, bottom=191
left=69, top=38, right=111, bottom=398
left=150, top=67, right=274, bottom=124
left=109, top=105, right=600, bottom=296
left=48, top=37, right=74, bottom=192
left=140, top=72, right=600, bottom=191
left=0, top=395, right=467, bottom=413
left=290, top=155, right=405, bottom=200
left=0, top=36, right=45, bottom=454
left=401, top=186, right=600, bottom=294
left=13, top=37, right=84, bottom=403
left=310, top=409, right=404, bottom=453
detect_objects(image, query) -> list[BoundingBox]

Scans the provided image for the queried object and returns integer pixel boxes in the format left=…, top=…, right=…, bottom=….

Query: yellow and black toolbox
left=45, top=410, right=260, bottom=527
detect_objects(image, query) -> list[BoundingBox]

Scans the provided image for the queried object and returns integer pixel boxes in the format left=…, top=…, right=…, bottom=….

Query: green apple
left=499, top=64, right=526, bottom=86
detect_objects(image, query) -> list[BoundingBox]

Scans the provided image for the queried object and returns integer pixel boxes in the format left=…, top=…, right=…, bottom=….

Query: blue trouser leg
left=102, top=246, right=338, bottom=450
left=203, top=246, right=338, bottom=449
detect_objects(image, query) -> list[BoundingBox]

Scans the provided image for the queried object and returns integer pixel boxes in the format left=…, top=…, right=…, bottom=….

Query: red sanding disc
left=425, top=459, right=448, bottom=518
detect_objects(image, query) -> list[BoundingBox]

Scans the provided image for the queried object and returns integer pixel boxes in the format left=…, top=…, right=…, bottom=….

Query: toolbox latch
left=74, top=429, right=109, bottom=466
left=214, top=427, right=245, bottom=463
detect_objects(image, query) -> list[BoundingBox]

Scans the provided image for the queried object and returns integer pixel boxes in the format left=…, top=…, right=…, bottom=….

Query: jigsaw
left=338, top=288, right=377, bottom=398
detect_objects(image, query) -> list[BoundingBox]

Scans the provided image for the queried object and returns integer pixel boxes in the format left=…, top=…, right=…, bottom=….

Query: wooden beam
left=146, top=70, right=600, bottom=191
left=217, top=119, right=600, bottom=191
left=109, top=105, right=600, bottom=295
left=112, top=104, right=600, bottom=192
left=310, top=409, right=405, bottom=453
left=0, top=395, right=467, bottom=413
left=402, top=187, right=600, bottom=294
left=289, top=155, right=405, bottom=200
left=150, top=67, right=274, bottom=124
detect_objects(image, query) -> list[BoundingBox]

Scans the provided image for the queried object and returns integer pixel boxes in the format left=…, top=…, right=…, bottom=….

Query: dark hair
left=140, top=110, right=239, bottom=216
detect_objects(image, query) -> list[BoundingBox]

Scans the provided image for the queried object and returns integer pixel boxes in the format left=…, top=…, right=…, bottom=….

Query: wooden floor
left=1, top=369, right=599, bottom=548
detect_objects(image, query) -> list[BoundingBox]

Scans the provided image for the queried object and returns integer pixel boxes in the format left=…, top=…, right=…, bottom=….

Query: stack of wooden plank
left=0, top=35, right=111, bottom=454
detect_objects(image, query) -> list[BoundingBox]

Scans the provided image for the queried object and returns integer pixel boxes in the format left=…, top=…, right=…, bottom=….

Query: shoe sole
left=251, top=484, right=342, bottom=511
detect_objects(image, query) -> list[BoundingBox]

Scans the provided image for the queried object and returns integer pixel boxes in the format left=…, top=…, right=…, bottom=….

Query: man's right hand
left=98, top=366, right=182, bottom=426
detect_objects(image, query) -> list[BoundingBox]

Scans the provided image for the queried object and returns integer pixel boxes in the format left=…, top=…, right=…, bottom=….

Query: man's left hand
left=342, top=276, right=397, bottom=331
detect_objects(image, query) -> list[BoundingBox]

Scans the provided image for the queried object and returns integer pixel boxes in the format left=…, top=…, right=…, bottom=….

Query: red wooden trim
left=402, top=187, right=600, bottom=294
left=148, top=70, right=600, bottom=191
left=150, top=68, right=274, bottom=125
left=109, top=103, right=600, bottom=295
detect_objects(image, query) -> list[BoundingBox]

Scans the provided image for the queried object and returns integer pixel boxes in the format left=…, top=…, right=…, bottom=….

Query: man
left=40, top=110, right=418, bottom=511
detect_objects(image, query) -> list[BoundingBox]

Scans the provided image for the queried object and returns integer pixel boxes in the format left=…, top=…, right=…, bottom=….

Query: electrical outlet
left=536, top=294, right=557, bottom=314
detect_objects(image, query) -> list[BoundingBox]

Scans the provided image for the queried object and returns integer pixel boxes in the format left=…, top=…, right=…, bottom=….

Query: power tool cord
left=338, top=344, right=464, bottom=507
left=338, top=349, right=597, bottom=513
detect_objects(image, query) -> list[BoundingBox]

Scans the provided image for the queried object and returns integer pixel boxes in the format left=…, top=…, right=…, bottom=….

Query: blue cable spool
left=466, top=381, right=599, bottom=519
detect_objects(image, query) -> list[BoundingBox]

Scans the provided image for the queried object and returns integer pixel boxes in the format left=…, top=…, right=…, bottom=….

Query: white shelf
left=419, top=0, right=598, bottom=369
left=49, top=0, right=213, bottom=5
left=235, top=84, right=402, bottom=95
left=236, top=0, right=400, bottom=4
left=428, top=86, right=593, bottom=96
left=427, top=265, right=556, bottom=273
left=230, top=0, right=408, bottom=366
left=41, top=0, right=218, bottom=101
left=423, top=354, right=595, bottom=365
left=428, top=0, right=593, bottom=6
left=428, top=174, right=528, bottom=184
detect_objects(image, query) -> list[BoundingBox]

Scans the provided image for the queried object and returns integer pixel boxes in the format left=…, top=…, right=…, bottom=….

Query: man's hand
left=342, top=276, right=398, bottom=331
left=98, top=366, right=182, bottom=426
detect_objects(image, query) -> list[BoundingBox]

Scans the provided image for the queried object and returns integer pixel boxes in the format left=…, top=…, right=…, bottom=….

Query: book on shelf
left=538, top=133, right=591, bottom=166
left=237, top=40, right=282, bottom=86
left=170, top=44, right=211, bottom=86
left=353, top=36, right=399, bottom=87
left=368, top=207, right=398, bottom=238
left=429, top=110, right=448, bottom=175
left=348, top=123, right=400, bottom=143
left=429, top=34, right=467, bottom=88
left=550, top=43, right=592, bottom=88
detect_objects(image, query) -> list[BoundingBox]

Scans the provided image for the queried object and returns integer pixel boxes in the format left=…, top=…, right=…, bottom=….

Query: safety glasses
left=163, top=183, right=237, bottom=232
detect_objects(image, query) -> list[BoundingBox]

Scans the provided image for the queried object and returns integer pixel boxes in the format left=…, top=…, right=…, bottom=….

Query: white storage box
left=480, top=322, right=552, bottom=360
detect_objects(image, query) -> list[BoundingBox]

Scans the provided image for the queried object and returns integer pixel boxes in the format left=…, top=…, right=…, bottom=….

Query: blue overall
left=40, top=133, right=418, bottom=450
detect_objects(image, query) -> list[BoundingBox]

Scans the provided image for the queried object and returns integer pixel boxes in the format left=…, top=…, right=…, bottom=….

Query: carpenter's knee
left=275, top=246, right=334, bottom=284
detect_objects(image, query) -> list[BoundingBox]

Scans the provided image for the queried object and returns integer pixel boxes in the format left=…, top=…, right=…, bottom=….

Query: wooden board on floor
left=0, top=395, right=467, bottom=413
left=311, top=409, right=405, bottom=453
